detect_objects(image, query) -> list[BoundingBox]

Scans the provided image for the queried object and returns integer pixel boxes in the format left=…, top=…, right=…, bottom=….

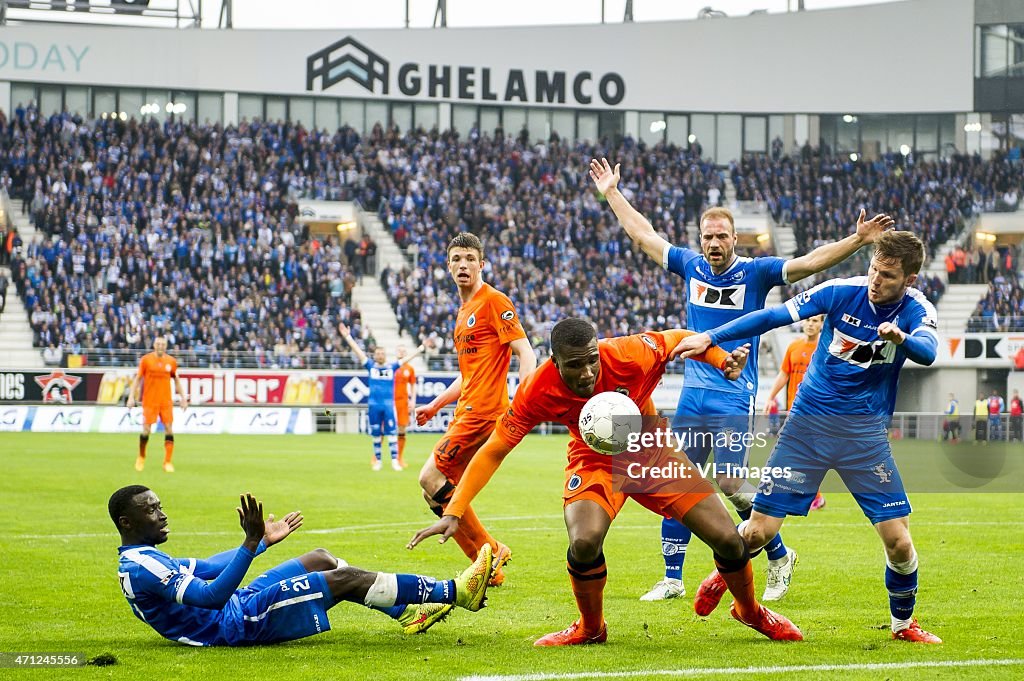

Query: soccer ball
left=578, top=391, right=642, bottom=455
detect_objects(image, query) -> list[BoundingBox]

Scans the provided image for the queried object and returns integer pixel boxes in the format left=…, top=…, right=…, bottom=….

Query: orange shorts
left=431, top=413, right=497, bottom=485
left=396, top=399, right=410, bottom=428
left=563, top=441, right=714, bottom=521
left=142, top=402, right=174, bottom=428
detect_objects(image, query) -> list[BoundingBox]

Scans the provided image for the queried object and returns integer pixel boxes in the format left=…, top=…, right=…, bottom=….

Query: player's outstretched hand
left=236, top=493, right=265, bottom=551
left=338, top=322, right=350, bottom=338
left=589, top=157, right=620, bottom=195
left=406, top=516, right=460, bottom=549
left=723, top=343, right=751, bottom=380
left=415, top=404, right=438, bottom=426
left=670, top=332, right=713, bottom=360
left=855, top=208, right=895, bottom=244
left=877, top=322, right=906, bottom=344
left=263, top=510, right=304, bottom=547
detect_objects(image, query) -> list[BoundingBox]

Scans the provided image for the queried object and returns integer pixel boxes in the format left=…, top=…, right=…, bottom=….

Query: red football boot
left=533, top=620, right=607, bottom=646
left=893, top=620, right=942, bottom=644
left=694, top=569, right=728, bottom=616
left=729, top=603, right=804, bottom=641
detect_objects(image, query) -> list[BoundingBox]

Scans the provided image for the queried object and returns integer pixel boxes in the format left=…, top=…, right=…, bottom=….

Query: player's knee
left=568, top=536, right=603, bottom=564
left=882, top=532, right=914, bottom=562
left=303, top=548, right=338, bottom=571
left=713, top=529, right=748, bottom=561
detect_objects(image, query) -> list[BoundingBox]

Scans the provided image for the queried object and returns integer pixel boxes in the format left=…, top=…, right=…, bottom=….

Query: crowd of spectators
left=968, top=274, right=1024, bottom=332
left=945, top=243, right=1021, bottom=285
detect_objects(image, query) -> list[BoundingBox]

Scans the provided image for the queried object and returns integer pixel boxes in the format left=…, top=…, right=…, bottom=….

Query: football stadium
left=1, top=0, right=1023, bottom=678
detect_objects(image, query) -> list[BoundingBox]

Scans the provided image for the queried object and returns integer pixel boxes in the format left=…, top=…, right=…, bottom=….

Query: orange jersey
left=780, top=337, right=819, bottom=409
left=453, top=283, right=526, bottom=420
left=137, top=352, right=179, bottom=405
left=495, top=330, right=729, bottom=457
left=394, top=363, right=416, bottom=403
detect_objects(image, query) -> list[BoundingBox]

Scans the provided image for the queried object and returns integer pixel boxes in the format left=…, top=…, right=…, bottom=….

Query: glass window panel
left=550, top=110, right=574, bottom=142
left=414, top=103, right=438, bottom=132
left=92, top=88, right=116, bottom=118
left=314, top=98, right=339, bottom=132
left=768, top=115, right=784, bottom=148
left=170, top=91, right=196, bottom=122
left=939, top=115, right=956, bottom=156
left=340, top=100, right=365, bottom=133
left=480, top=107, right=501, bottom=138
left=451, top=104, right=476, bottom=135
left=364, top=102, right=388, bottom=134
left=527, top=108, right=549, bottom=143
left=64, top=87, right=88, bottom=117
left=690, top=114, right=716, bottom=159
left=577, top=112, right=598, bottom=144
left=716, top=114, right=742, bottom=163
left=835, top=115, right=859, bottom=154
left=860, top=115, right=887, bottom=160
left=144, top=90, right=169, bottom=122
left=743, top=116, right=767, bottom=153
left=265, top=96, right=286, bottom=122
left=915, top=114, right=938, bottom=152
left=197, top=92, right=222, bottom=125
left=289, top=97, right=314, bottom=128
left=598, top=111, right=624, bottom=143
left=119, top=89, right=144, bottom=121
left=390, top=103, right=412, bottom=133
left=666, top=114, right=689, bottom=147
left=886, top=115, right=914, bottom=154
left=11, top=83, right=36, bottom=111
left=981, top=25, right=1010, bottom=77
left=639, top=112, right=665, bottom=147
left=238, top=94, right=263, bottom=122
left=39, top=86, right=62, bottom=116
left=504, top=108, right=527, bottom=140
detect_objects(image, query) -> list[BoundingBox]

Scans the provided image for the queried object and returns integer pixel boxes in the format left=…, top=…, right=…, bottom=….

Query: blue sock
left=372, top=604, right=407, bottom=619
left=661, top=517, right=690, bottom=581
left=372, top=436, right=382, bottom=462
left=389, top=439, right=399, bottom=461
left=885, top=564, right=918, bottom=622
left=395, top=574, right=456, bottom=605
left=764, top=533, right=788, bottom=561
left=735, top=506, right=752, bottom=521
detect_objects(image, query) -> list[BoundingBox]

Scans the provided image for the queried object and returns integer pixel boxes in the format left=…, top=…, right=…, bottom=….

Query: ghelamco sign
left=307, top=36, right=625, bottom=106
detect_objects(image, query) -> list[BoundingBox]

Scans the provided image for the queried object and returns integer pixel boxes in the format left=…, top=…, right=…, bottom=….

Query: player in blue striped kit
left=111, top=485, right=492, bottom=645
left=591, top=157, right=894, bottom=603
left=673, top=230, right=942, bottom=643
left=340, top=323, right=425, bottom=471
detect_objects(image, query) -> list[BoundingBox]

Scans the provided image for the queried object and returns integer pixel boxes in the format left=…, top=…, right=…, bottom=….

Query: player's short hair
left=874, top=231, right=924, bottom=275
left=699, top=207, right=735, bottom=234
left=447, top=233, right=484, bottom=259
left=108, top=485, right=150, bottom=527
left=550, top=318, right=597, bottom=358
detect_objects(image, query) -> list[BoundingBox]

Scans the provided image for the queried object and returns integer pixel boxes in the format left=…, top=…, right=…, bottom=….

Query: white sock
left=362, top=572, right=398, bottom=607
left=726, top=483, right=756, bottom=512
left=891, top=616, right=913, bottom=633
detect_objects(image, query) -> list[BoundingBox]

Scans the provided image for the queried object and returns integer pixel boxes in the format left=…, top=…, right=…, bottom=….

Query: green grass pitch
left=1, top=432, right=1022, bottom=680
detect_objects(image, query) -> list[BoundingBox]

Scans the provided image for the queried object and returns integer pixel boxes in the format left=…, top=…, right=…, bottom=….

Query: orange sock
left=163, top=435, right=174, bottom=464
left=450, top=505, right=497, bottom=560
left=397, top=434, right=407, bottom=465
left=139, top=434, right=149, bottom=458
left=567, top=550, right=607, bottom=634
left=715, top=554, right=758, bottom=621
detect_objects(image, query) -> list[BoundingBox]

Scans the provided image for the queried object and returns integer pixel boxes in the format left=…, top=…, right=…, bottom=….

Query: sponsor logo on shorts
left=872, top=462, right=893, bottom=483
left=567, top=474, right=582, bottom=491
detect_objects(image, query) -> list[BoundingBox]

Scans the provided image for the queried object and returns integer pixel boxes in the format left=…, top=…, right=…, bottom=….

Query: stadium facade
left=1, top=0, right=1020, bottom=162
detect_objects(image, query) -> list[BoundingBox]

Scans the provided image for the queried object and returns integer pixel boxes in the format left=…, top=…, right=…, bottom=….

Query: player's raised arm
left=784, top=209, right=894, bottom=284
left=589, top=157, right=671, bottom=264
left=407, top=433, right=514, bottom=549
left=397, top=341, right=427, bottom=367
left=339, top=323, right=369, bottom=365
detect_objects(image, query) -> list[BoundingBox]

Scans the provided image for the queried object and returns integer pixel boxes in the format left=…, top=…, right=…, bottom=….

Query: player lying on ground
left=409, top=319, right=803, bottom=645
left=111, top=486, right=492, bottom=646
left=672, top=231, right=941, bottom=643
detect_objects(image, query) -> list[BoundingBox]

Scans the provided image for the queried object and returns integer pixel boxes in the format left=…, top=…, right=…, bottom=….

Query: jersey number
left=281, top=576, right=312, bottom=592
left=435, top=438, right=461, bottom=462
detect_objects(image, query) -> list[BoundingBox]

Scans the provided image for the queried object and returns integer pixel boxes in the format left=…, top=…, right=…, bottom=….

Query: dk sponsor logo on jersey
left=828, top=329, right=897, bottom=368
left=689, top=280, right=746, bottom=309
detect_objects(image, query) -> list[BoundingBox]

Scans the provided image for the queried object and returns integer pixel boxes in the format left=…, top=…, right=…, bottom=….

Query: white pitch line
left=459, top=658, right=1024, bottom=681
left=10, top=518, right=1024, bottom=541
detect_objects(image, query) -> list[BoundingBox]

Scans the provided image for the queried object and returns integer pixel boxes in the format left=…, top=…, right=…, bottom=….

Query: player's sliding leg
left=322, top=543, right=493, bottom=615
left=875, top=517, right=941, bottom=643
left=640, top=517, right=687, bottom=601
left=535, top=499, right=611, bottom=646
left=679, top=498, right=802, bottom=641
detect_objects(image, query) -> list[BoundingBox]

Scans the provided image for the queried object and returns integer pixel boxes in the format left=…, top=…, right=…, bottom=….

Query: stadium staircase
left=354, top=206, right=423, bottom=366
left=0, top=201, right=44, bottom=368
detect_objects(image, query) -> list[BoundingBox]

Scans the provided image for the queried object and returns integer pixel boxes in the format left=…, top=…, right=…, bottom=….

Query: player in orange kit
left=409, top=318, right=803, bottom=645
left=764, top=314, right=826, bottom=512
left=413, top=233, right=537, bottom=587
left=127, top=336, right=189, bottom=473
left=393, top=344, right=417, bottom=469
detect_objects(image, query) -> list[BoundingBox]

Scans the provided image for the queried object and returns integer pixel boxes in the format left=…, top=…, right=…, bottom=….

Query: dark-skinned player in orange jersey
left=409, top=318, right=802, bottom=646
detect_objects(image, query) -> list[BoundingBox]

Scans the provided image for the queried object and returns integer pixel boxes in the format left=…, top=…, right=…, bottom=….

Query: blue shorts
left=367, top=403, right=397, bottom=437
left=221, top=559, right=334, bottom=646
left=672, top=388, right=755, bottom=475
left=752, top=416, right=912, bottom=524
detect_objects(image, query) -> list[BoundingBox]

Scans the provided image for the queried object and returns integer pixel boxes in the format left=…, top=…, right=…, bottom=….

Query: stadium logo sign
left=0, top=42, right=89, bottom=73
left=34, top=370, right=82, bottom=403
left=306, top=36, right=625, bottom=106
